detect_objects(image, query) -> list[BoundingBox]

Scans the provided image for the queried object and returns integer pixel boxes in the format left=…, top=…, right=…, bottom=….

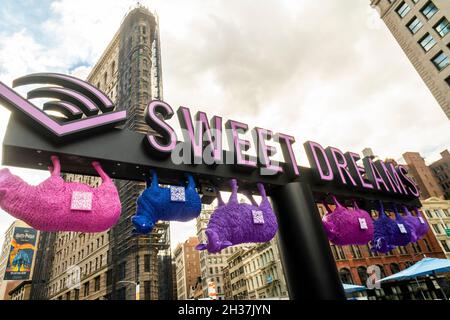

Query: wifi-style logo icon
left=0, top=73, right=127, bottom=139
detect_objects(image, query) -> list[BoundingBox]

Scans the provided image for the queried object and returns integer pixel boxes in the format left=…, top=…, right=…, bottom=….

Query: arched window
left=357, top=266, right=368, bottom=285
left=422, top=239, right=432, bottom=252
left=339, top=268, right=354, bottom=284
left=377, top=265, right=386, bottom=278
left=390, top=263, right=401, bottom=274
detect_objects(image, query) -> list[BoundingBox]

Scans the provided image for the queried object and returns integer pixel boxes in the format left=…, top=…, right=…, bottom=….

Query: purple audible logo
left=0, top=73, right=127, bottom=139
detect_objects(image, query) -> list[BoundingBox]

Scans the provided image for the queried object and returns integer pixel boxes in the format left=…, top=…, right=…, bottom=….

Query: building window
left=337, top=246, right=346, bottom=260
left=398, top=245, right=408, bottom=255
left=366, top=245, right=375, bottom=257
left=144, top=281, right=151, bottom=300
left=412, top=242, right=423, bottom=253
left=433, top=223, right=442, bottom=234
left=357, top=266, right=368, bottom=284
left=390, top=263, right=401, bottom=274
left=94, top=276, right=100, bottom=292
left=421, top=1, right=438, bottom=20
left=118, top=261, right=126, bottom=280
left=419, top=33, right=436, bottom=52
left=432, top=51, right=450, bottom=71
left=434, top=17, right=450, bottom=37
left=144, top=254, right=150, bottom=272
left=117, top=287, right=126, bottom=300
left=74, top=289, right=79, bottom=300
left=407, top=16, right=423, bottom=34
left=83, top=282, right=90, bottom=297
left=339, top=268, right=354, bottom=284
left=396, top=2, right=411, bottom=18
left=106, top=270, right=113, bottom=286
left=422, top=239, right=432, bottom=252
left=441, top=240, right=450, bottom=252
left=377, top=265, right=387, bottom=278
left=351, top=245, right=363, bottom=259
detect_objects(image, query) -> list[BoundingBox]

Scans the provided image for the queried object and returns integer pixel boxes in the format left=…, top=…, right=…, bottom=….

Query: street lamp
left=117, top=280, right=140, bottom=300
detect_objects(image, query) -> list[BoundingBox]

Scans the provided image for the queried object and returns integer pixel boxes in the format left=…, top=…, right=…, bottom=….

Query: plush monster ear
left=220, top=241, right=233, bottom=249
left=195, top=244, right=208, bottom=251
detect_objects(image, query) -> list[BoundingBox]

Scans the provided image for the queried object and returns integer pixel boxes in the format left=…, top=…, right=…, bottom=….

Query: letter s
left=144, top=100, right=178, bottom=158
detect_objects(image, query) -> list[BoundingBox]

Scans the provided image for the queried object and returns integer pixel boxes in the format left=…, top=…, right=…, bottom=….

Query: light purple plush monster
left=0, top=156, right=121, bottom=232
left=195, top=179, right=278, bottom=254
left=321, top=196, right=374, bottom=246
left=413, top=208, right=430, bottom=239
left=402, top=206, right=422, bottom=243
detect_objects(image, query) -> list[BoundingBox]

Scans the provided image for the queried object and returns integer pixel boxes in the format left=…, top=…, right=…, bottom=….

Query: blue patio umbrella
left=342, top=283, right=367, bottom=294
left=377, top=257, right=450, bottom=300
left=377, top=257, right=450, bottom=283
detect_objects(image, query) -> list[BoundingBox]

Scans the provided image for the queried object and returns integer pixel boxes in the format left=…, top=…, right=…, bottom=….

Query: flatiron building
left=33, top=5, right=170, bottom=300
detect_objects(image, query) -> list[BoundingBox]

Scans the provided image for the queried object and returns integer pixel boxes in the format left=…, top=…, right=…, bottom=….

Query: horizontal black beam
left=2, top=115, right=421, bottom=208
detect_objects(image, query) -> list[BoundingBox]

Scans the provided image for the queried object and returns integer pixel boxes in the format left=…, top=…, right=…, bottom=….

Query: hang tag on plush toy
left=170, top=186, right=186, bottom=202
left=71, top=191, right=93, bottom=211
left=397, top=223, right=407, bottom=234
left=358, top=218, right=368, bottom=230
left=418, top=217, right=425, bottom=225
left=252, top=210, right=265, bottom=225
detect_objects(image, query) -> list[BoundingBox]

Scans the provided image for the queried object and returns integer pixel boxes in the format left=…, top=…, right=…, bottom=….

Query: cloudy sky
left=0, top=0, right=449, bottom=251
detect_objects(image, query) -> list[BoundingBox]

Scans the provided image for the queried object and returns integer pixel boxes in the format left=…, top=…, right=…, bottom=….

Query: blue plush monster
left=131, top=171, right=202, bottom=235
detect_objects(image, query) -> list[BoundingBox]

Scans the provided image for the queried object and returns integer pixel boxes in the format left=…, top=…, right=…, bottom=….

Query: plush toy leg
left=50, top=155, right=61, bottom=176
left=0, top=169, right=10, bottom=197
left=92, top=161, right=111, bottom=182
left=228, top=179, right=239, bottom=204
left=216, top=189, right=225, bottom=207
left=0, top=168, right=10, bottom=184
left=186, top=174, right=196, bottom=189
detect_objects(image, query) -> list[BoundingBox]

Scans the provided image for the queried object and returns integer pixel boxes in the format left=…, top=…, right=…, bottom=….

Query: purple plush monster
left=321, top=196, right=374, bottom=246
left=402, top=206, right=422, bottom=243
left=413, top=208, right=430, bottom=239
left=371, top=202, right=397, bottom=254
left=195, top=179, right=278, bottom=254
left=390, top=205, right=412, bottom=247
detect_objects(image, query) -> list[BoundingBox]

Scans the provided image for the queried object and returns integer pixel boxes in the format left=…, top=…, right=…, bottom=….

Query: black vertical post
left=271, top=181, right=346, bottom=300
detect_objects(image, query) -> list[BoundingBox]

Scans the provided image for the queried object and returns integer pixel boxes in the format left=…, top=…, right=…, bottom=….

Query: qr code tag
left=397, top=223, right=407, bottom=234
left=419, top=217, right=425, bottom=225
left=71, top=191, right=93, bottom=211
left=358, top=218, right=368, bottom=230
left=170, top=186, right=186, bottom=202
left=252, top=210, right=265, bottom=225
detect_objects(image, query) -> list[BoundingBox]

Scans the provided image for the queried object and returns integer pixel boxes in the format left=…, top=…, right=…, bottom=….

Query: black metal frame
left=2, top=115, right=422, bottom=300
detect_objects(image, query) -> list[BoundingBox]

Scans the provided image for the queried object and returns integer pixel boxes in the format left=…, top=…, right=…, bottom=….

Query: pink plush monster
left=0, top=156, right=121, bottom=232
